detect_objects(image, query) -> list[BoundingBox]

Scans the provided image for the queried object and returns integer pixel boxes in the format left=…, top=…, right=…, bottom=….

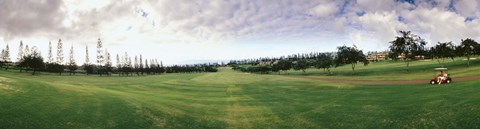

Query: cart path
left=291, top=75, right=480, bottom=85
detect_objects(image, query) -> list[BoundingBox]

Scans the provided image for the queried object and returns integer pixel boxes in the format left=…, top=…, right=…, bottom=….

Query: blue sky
left=0, top=0, right=479, bottom=65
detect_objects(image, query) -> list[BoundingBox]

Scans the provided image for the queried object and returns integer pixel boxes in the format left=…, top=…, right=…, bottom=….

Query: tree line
left=1, top=31, right=479, bottom=75
left=230, top=45, right=368, bottom=74
left=389, top=31, right=480, bottom=71
left=230, top=30, right=480, bottom=74
left=1, top=38, right=218, bottom=75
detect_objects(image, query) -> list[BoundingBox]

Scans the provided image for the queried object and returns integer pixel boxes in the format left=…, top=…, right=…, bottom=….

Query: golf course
left=1, top=58, right=479, bottom=129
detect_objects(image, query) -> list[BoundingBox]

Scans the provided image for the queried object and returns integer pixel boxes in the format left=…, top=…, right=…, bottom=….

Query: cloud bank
left=0, top=0, right=479, bottom=64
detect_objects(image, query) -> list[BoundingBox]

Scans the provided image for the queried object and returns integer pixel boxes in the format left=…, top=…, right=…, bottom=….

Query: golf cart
left=430, top=68, right=452, bottom=85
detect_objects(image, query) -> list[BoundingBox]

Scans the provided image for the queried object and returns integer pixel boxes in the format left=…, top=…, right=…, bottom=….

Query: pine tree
left=82, top=45, right=92, bottom=75
left=24, top=45, right=30, bottom=57
left=116, top=54, right=121, bottom=68
left=3, top=43, right=10, bottom=62
left=124, top=52, right=130, bottom=76
left=47, top=41, right=53, bottom=63
left=128, top=57, right=132, bottom=69
left=116, top=54, right=122, bottom=75
left=145, top=59, right=149, bottom=74
left=68, top=45, right=76, bottom=65
left=18, top=41, right=24, bottom=62
left=104, top=49, right=112, bottom=76
left=30, top=46, right=40, bottom=57
left=96, top=38, right=104, bottom=66
left=56, top=39, right=64, bottom=64
left=2, top=44, right=10, bottom=70
left=67, top=45, right=77, bottom=75
left=139, top=54, right=143, bottom=75
left=128, top=56, right=132, bottom=76
left=134, top=56, right=138, bottom=69
left=124, top=52, right=129, bottom=67
left=154, top=59, right=159, bottom=74
left=106, top=53, right=111, bottom=69
left=1, top=49, right=4, bottom=61
left=155, top=59, right=160, bottom=74
left=104, top=49, right=111, bottom=66
left=150, top=59, right=155, bottom=74
left=150, top=59, right=155, bottom=69
left=134, top=55, right=139, bottom=75
left=85, top=46, right=90, bottom=65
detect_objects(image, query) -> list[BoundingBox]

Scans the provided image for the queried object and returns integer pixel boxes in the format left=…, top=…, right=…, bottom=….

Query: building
left=366, top=51, right=389, bottom=61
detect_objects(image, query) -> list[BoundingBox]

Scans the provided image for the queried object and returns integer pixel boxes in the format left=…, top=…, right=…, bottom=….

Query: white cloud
left=350, top=11, right=405, bottom=48
left=400, top=6, right=478, bottom=46
left=356, top=0, right=396, bottom=12
left=309, top=3, right=337, bottom=17
left=0, top=0, right=65, bottom=40
left=1, top=0, right=480, bottom=64
left=454, top=0, right=479, bottom=17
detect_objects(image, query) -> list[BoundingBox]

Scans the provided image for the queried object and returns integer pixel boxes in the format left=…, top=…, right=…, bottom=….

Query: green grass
left=0, top=59, right=479, bottom=128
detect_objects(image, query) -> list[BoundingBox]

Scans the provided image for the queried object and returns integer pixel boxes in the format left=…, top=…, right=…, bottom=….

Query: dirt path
left=291, top=75, right=480, bottom=85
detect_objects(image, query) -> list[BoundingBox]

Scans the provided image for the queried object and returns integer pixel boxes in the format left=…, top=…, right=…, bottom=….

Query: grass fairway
left=1, top=59, right=480, bottom=128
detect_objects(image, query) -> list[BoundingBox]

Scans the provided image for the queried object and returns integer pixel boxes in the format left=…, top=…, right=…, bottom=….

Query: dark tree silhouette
left=389, top=31, right=426, bottom=72
left=457, top=38, right=480, bottom=67
left=293, top=59, right=308, bottom=73
left=20, top=47, right=44, bottom=75
left=276, top=60, right=292, bottom=74
left=315, top=53, right=333, bottom=74
left=67, top=45, right=77, bottom=75
left=334, top=45, right=368, bottom=74
left=432, top=41, right=456, bottom=67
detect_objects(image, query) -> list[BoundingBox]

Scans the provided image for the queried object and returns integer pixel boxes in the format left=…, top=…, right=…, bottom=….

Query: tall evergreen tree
left=104, top=49, right=111, bottom=66
left=17, top=41, right=24, bottom=62
left=128, top=56, right=132, bottom=76
left=96, top=38, right=104, bottom=66
left=116, top=54, right=121, bottom=69
left=134, top=55, right=139, bottom=75
left=24, top=45, right=30, bottom=57
left=68, top=45, right=76, bottom=65
left=1, top=44, right=10, bottom=70
left=124, top=52, right=129, bottom=67
left=47, top=41, right=53, bottom=63
left=1, top=49, right=3, bottom=59
left=150, top=59, right=155, bottom=74
left=123, top=52, right=130, bottom=76
left=85, top=45, right=90, bottom=65
left=3, top=43, right=10, bottom=62
left=128, top=57, right=132, bottom=69
left=1, top=49, right=4, bottom=68
left=139, top=54, right=143, bottom=75
left=82, top=45, right=93, bottom=75
left=67, top=45, right=77, bottom=75
left=145, top=59, right=149, bottom=74
left=104, top=49, right=112, bottom=76
left=56, top=39, right=64, bottom=64
left=155, top=59, right=160, bottom=74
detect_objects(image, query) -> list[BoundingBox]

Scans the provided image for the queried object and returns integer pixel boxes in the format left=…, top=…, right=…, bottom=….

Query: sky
left=1, top=0, right=479, bottom=65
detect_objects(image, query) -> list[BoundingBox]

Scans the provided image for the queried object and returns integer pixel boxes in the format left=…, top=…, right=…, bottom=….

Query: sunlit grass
left=0, top=61, right=479, bottom=128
